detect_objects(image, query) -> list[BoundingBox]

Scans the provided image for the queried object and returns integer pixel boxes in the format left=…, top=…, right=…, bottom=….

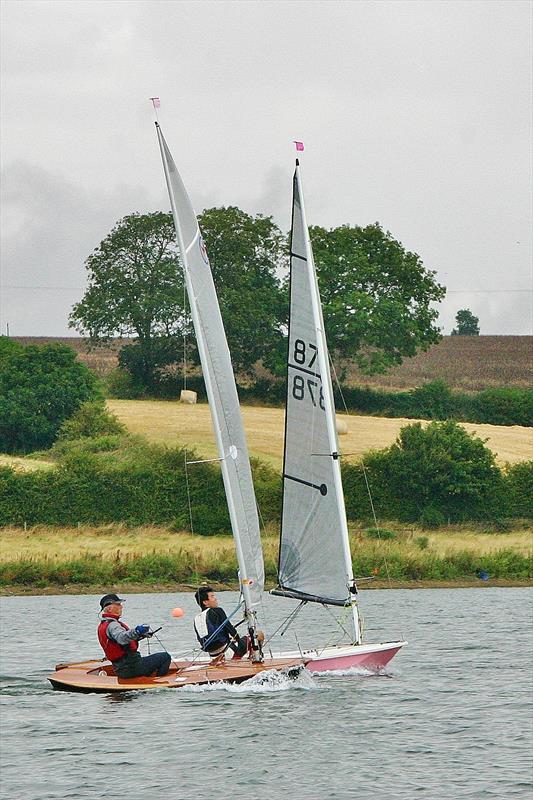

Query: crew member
left=194, top=586, right=263, bottom=659
left=97, top=593, right=172, bottom=679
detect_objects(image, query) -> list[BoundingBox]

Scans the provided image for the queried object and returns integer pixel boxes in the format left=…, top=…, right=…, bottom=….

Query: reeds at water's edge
left=1, top=523, right=530, bottom=588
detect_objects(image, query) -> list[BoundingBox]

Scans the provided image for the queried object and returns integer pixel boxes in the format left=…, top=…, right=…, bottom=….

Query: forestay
left=156, top=124, right=264, bottom=609
left=276, top=162, right=354, bottom=607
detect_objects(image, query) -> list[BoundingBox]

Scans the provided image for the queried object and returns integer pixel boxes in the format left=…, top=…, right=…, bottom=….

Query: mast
left=294, top=163, right=360, bottom=643
left=155, top=123, right=264, bottom=659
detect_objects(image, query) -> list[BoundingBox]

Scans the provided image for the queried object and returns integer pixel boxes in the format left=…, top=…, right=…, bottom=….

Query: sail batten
left=156, top=124, right=264, bottom=611
left=278, top=164, right=354, bottom=609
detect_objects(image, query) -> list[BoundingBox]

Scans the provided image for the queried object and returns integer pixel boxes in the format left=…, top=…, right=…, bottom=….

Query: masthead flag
left=150, top=97, right=161, bottom=109
left=293, top=141, right=304, bottom=152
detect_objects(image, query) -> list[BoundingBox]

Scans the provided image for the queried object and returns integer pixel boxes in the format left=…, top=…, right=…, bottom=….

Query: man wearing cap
left=97, top=594, right=172, bottom=679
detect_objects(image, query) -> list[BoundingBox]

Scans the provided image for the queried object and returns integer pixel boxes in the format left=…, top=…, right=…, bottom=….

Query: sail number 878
left=292, top=339, right=324, bottom=409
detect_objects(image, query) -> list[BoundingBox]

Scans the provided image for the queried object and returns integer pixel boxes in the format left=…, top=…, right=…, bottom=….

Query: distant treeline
left=111, top=372, right=533, bottom=428
left=1, top=420, right=531, bottom=531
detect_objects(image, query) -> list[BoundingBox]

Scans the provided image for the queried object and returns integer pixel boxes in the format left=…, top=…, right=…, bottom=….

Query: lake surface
left=1, top=587, right=531, bottom=799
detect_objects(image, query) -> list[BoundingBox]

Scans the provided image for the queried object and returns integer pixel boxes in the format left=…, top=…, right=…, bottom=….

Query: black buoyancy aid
left=97, top=615, right=139, bottom=662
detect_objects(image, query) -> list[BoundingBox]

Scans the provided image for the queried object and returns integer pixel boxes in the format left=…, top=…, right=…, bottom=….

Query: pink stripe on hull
left=307, top=646, right=401, bottom=673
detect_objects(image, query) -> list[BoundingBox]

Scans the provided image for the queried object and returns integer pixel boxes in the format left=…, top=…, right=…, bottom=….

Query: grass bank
left=0, top=522, right=530, bottom=593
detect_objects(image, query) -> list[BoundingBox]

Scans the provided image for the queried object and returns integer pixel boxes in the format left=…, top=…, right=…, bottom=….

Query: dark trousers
left=114, top=651, right=172, bottom=678
left=230, top=636, right=249, bottom=657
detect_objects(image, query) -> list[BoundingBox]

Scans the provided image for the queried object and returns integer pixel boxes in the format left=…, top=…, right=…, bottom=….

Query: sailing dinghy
left=48, top=657, right=304, bottom=693
left=48, top=124, right=307, bottom=692
left=271, top=161, right=406, bottom=672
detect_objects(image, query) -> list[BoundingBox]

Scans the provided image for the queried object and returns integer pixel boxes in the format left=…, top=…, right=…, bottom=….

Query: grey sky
left=1, top=0, right=531, bottom=337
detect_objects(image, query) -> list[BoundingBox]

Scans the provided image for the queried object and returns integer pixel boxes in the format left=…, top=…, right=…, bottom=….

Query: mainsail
left=274, top=161, right=356, bottom=609
left=155, top=123, right=264, bottom=613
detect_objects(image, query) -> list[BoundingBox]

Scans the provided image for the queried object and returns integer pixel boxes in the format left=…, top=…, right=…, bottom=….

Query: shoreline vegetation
left=2, top=580, right=530, bottom=596
left=1, top=523, right=530, bottom=594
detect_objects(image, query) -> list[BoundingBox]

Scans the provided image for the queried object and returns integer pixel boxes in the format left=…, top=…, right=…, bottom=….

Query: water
left=0, top=588, right=531, bottom=799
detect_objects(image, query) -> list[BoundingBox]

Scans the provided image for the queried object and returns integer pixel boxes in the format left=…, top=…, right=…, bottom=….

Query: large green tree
left=308, top=223, right=445, bottom=374
left=69, top=212, right=187, bottom=387
left=198, top=206, right=286, bottom=375
left=0, top=338, right=99, bottom=453
left=70, top=208, right=286, bottom=386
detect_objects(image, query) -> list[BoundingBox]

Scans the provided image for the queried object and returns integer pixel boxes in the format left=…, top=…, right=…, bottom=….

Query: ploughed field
left=12, top=335, right=533, bottom=390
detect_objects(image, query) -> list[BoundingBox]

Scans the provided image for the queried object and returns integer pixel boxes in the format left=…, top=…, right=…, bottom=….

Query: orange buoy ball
left=171, top=607, right=185, bottom=618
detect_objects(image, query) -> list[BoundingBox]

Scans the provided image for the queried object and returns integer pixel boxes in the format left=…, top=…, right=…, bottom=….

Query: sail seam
left=287, top=363, right=322, bottom=379
left=185, top=231, right=200, bottom=254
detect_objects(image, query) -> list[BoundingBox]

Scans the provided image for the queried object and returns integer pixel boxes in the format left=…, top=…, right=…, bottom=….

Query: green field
left=2, top=398, right=529, bottom=474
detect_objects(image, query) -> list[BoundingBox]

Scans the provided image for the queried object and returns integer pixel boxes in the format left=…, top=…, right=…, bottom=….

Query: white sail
left=275, top=161, right=356, bottom=609
left=155, top=123, right=264, bottom=612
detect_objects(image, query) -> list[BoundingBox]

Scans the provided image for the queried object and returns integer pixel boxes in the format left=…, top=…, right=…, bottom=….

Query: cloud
left=0, top=160, right=153, bottom=335
left=0, top=0, right=531, bottom=337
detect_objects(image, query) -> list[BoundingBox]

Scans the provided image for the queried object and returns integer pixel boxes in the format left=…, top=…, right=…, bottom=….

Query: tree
left=69, top=212, right=189, bottom=388
left=0, top=339, right=100, bottom=453
left=198, top=206, right=286, bottom=375
left=57, top=400, right=126, bottom=441
left=359, top=420, right=506, bottom=523
left=451, top=308, right=480, bottom=336
left=70, top=208, right=286, bottom=387
left=307, top=223, right=445, bottom=374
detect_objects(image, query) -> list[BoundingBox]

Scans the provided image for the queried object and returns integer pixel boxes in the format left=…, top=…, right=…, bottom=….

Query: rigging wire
left=329, top=354, right=406, bottom=643
left=262, top=600, right=308, bottom=647
left=254, top=496, right=273, bottom=655
left=182, top=252, right=188, bottom=392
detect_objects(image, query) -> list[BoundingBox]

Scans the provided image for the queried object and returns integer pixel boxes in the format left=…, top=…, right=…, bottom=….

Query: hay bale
left=180, top=389, right=197, bottom=405
left=336, top=417, right=348, bottom=435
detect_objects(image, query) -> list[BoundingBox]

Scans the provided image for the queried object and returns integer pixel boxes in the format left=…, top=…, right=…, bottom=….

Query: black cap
left=99, top=593, right=124, bottom=610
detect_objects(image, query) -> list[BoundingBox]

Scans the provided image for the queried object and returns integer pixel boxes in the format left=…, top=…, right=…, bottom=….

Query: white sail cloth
left=278, top=164, right=353, bottom=606
left=156, top=125, right=264, bottom=608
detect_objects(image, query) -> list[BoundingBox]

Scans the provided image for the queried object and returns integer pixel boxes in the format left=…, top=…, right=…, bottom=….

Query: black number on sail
left=294, top=339, right=306, bottom=364
left=292, top=375, right=325, bottom=409
left=293, top=339, right=318, bottom=369
left=292, top=374, right=305, bottom=400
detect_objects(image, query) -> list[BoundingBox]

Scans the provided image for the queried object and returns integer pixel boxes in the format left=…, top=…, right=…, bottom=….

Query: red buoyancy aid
left=98, top=615, right=139, bottom=662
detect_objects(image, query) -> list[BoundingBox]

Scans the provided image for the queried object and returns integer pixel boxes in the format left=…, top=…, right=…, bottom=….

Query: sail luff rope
left=318, top=603, right=356, bottom=650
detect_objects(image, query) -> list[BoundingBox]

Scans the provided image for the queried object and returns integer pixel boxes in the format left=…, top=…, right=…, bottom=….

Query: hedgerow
left=0, top=423, right=530, bottom=529
left=107, top=369, right=532, bottom=427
